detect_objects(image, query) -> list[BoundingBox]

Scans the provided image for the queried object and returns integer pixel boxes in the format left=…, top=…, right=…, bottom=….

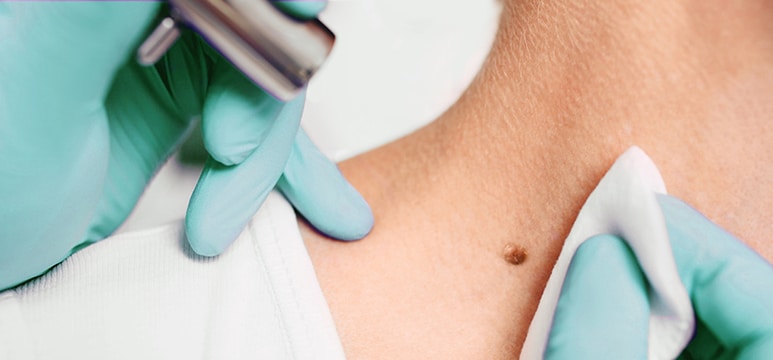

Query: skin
left=301, top=0, right=773, bottom=358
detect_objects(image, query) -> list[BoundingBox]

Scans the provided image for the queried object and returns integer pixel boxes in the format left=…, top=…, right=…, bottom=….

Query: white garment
left=0, top=147, right=694, bottom=359
left=0, top=192, right=345, bottom=360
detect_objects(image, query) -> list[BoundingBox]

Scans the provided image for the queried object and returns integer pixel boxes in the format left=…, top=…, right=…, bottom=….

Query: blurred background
left=118, top=0, right=502, bottom=233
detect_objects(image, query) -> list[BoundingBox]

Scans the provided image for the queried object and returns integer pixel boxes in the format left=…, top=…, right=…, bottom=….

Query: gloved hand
left=0, top=1, right=373, bottom=291
left=544, top=194, right=773, bottom=359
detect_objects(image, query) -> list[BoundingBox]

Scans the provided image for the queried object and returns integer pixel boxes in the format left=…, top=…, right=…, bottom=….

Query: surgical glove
left=545, top=194, right=773, bottom=359
left=0, top=1, right=373, bottom=291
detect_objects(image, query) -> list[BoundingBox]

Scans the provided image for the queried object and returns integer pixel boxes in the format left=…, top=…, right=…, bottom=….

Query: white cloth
left=0, top=147, right=694, bottom=359
left=0, top=192, right=345, bottom=360
left=520, top=147, right=694, bottom=359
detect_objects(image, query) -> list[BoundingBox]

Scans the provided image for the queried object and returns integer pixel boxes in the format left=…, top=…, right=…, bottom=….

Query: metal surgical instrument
left=137, top=0, right=335, bottom=101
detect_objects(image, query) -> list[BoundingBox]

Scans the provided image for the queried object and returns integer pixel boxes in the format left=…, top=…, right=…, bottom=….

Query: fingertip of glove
left=201, top=102, right=273, bottom=167
left=569, top=234, right=645, bottom=286
left=340, top=194, right=375, bottom=240
left=185, top=210, right=240, bottom=257
left=279, top=167, right=375, bottom=241
left=321, top=195, right=375, bottom=241
left=271, top=1, right=326, bottom=20
left=574, top=234, right=633, bottom=263
left=289, top=189, right=374, bottom=241
left=187, top=238, right=225, bottom=257
left=205, top=141, right=257, bottom=166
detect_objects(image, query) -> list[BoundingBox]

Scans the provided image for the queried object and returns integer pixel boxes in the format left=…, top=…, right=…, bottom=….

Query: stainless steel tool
left=137, top=0, right=335, bottom=101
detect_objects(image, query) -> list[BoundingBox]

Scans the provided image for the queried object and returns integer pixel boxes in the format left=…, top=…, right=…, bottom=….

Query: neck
left=304, top=1, right=773, bottom=357
left=359, top=0, right=773, bottom=256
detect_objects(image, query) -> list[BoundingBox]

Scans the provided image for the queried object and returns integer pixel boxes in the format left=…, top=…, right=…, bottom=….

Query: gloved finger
left=658, top=195, right=773, bottom=359
left=185, top=94, right=304, bottom=256
left=201, top=59, right=284, bottom=166
left=270, top=0, right=327, bottom=20
left=276, top=130, right=373, bottom=241
left=545, top=234, right=649, bottom=360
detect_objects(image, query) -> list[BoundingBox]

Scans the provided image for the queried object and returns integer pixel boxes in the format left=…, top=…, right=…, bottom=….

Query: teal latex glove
left=545, top=194, right=773, bottom=359
left=0, top=1, right=373, bottom=291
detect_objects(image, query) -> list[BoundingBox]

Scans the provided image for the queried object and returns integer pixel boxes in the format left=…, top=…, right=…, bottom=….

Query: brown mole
left=503, top=243, right=527, bottom=265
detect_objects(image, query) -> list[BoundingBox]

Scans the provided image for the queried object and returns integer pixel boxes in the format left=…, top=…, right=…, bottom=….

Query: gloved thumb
left=545, top=234, right=649, bottom=359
